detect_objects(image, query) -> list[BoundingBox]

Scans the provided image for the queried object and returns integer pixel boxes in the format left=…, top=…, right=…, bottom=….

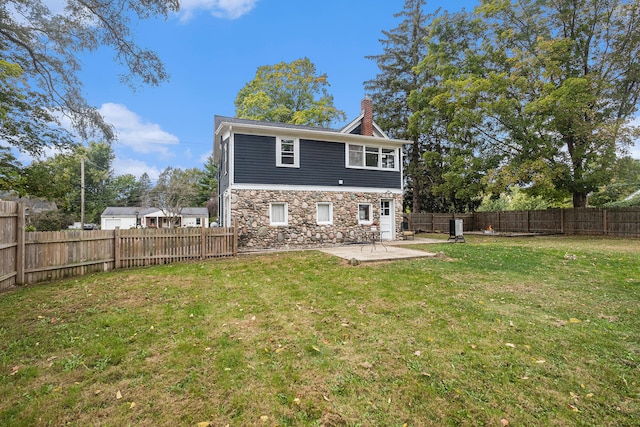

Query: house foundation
left=231, top=189, right=403, bottom=249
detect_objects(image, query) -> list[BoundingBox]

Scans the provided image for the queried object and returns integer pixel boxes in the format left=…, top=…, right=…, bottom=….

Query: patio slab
left=320, top=242, right=438, bottom=262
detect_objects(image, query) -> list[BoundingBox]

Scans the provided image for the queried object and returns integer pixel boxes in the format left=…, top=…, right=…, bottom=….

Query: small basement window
left=317, top=202, right=333, bottom=225
left=358, top=203, right=372, bottom=224
left=270, top=202, right=288, bottom=226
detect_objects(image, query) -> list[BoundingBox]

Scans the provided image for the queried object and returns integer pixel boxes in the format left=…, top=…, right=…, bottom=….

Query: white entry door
left=379, top=199, right=394, bottom=240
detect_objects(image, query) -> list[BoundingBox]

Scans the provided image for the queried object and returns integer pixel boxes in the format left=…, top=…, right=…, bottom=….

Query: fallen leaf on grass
left=500, top=419, right=509, bottom=426
left=323, top=395, right=331, bottom=402
left=10, top=366, right=20, bottom=375
left=414, top=350, right=422, bottom=356
left=360, top=361, right=373, bottom=369
left=116, top=390, right=122, bottom=400
left=505, top=343, right=516, bottom=348
left=129, top=402, right=136, bottom=409
left=197, top=422, right=212, bottom=427
left=312, top=346, right=320, bottom=352
left=569, top=318, right=581, bottom=323
left=293, top=398, right=301, bottom=405
left=568, top=404, right=580, bottom=412
left=259, top=415, right=269, bottom=422
left=94, top=390, right=101, bottom=395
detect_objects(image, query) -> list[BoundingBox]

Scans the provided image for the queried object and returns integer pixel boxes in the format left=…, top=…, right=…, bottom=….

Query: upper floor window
left=347, top=144, right=398, bottom=170
left=277, top=137, right=300, bottom=168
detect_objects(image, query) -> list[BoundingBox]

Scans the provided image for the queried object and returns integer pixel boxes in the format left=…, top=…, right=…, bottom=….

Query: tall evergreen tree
left=365, top=0, right=433, bottom=212
left=137, top=173, right=153, bottom=209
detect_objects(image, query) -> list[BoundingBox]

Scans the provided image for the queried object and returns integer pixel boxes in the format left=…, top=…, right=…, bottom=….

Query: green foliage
left=0, top=147, right=23, bottom=193
left=28, top=210, right=74, bottom=231
left=196, top=154, right=219, bottom=219
left=411, top=0, right=640, bottom=209
left=109, top=174, right=140, bottom=207
left=23, top=142, right=114, bottom=224
left=1, top=1, right=179, bottom=155
left=234, top=58, right=345, bottom=127
left=604, top=192, right=640, bottom=207
left=589, top=157, right=640, bottom=206
left=366, top=0, right=443, bottom=211
left=151, top=166, right=204, bottom=225
left=477, top=186, right=563, bottom=212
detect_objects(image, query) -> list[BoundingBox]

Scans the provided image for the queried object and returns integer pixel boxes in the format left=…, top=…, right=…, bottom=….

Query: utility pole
left=81, top=157, right=85, bottom=230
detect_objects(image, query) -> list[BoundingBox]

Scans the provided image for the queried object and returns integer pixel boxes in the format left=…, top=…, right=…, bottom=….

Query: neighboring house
left=213, top=98, right=410, bottom=248
left=100, top=207, right=209, bottom=230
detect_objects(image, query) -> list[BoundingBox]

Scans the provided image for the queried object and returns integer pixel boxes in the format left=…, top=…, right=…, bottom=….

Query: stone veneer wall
left=231, top=189, right=403, bottom=249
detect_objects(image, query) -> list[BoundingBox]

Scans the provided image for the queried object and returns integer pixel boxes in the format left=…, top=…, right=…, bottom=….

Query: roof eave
left=215, top=120, right=409, bottom=147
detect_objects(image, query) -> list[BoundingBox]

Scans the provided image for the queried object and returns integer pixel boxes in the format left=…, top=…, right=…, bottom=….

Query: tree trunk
left=573, top=192, right=588, bottom=208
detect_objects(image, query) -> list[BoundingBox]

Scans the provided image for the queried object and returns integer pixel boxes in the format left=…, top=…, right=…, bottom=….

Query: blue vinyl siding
left=233, top=134, right=401, bottom=189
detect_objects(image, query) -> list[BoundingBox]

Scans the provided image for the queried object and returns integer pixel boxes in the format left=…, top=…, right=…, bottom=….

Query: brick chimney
left=361, top=97, right=373, bottom=136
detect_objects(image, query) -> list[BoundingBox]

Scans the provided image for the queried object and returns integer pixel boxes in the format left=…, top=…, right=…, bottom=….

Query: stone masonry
left=231, top=189, right=403, bottom=249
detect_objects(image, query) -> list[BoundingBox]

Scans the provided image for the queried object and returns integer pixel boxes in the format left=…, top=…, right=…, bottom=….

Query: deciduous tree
left=424, top=0, right=640, bottom=208
left=235, top=58, right=345, bottom=127
left=1, top=0, right=179, bottom=155
left=151, top=167, right=201, bottom=227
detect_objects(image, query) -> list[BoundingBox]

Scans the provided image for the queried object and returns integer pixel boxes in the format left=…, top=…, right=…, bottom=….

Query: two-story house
left=213, top=99, right=409, bottom=249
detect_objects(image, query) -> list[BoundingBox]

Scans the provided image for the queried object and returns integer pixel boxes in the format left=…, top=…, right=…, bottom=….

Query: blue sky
left=22, top=0, right=640, bottom=180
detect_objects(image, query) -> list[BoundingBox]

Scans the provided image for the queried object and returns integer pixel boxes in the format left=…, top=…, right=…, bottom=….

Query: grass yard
left=0, top=235, right=638, bottom=426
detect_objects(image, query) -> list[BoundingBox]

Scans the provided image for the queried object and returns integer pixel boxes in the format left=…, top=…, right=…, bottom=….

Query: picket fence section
left=0, top=201, right=237, bottom=290
left=406, top=207, right=640, bottom=237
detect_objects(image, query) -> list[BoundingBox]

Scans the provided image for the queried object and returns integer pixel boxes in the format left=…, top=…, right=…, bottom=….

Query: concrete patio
left=319, top=237, right=446, bottom=263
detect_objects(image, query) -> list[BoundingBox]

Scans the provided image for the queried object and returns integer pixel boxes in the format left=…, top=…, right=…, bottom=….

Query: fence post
left=201, top=222, right=206, bottom=260
left=16, top=202, right=25, bottom=285
left=603, top=209, right=608, bottom=236
left=114, top=227, right=121, bottom=269
left=560, top=209, right=565, bottom=234
left=233, top=220, right=238, bottom=256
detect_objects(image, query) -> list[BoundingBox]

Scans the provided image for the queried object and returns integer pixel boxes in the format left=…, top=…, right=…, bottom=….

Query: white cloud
left=178, top=0, right=258, bottom=21
left=200, top=150, right=213, bottom=164
left=112, top=157, right=162, bottom=181
left=99, top=103, right=179, bottom=156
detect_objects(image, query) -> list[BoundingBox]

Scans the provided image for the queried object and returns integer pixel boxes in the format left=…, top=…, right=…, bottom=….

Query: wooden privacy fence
left=406, top=207, right=640, bottom=238
left=0, top=201, right=237, bottom=290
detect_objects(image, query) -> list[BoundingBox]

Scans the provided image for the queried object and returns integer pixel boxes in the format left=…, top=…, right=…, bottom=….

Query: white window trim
left=316, top=202, right=333, bottom=225
left=270, top=202, right=288, bottom=226
left=357, top=203, right=373, bottom=225
left=345, top=144, right=399, bottom=171
left=276, top=137, right=300, bottom=168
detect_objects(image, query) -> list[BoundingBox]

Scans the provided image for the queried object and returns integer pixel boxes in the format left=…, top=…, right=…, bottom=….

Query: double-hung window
left=316, top=202, right=333, bottom=225
left=277, top=137, right=299, bottom=167
left=347, top=144, right=398, bottom=170
left=270, top=202, right=288, bottom=226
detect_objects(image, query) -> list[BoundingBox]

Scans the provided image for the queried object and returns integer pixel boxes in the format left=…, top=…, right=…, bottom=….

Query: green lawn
left=1, top=235, right=638, bottom=426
